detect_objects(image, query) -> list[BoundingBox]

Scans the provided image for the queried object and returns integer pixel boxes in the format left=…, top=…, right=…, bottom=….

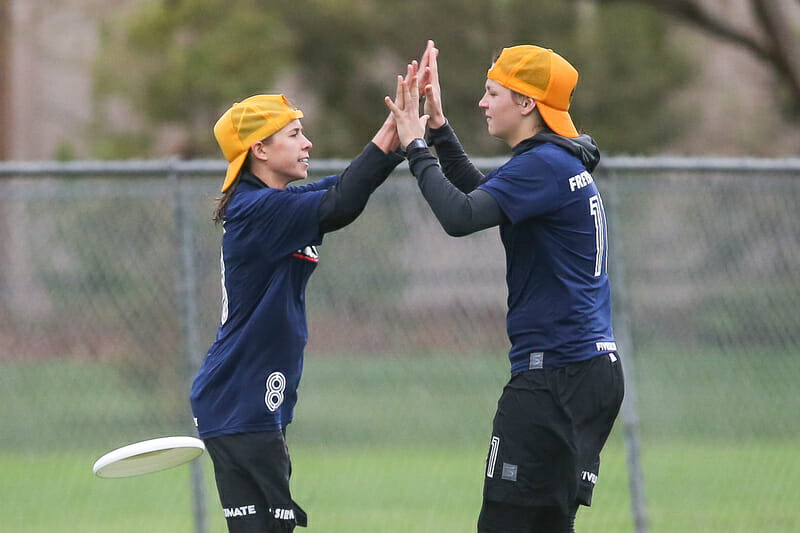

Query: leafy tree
left=571, top=0, right=800, bottom=116
left=93, top=0, right=295, bottom=157
left=92, top=0, right=690, bottom=158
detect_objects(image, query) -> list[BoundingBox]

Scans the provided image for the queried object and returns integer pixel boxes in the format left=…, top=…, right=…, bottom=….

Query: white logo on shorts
left=596, top=342, right=617, bottom=352
left=224, top=505, right=257, bottom=518
left=272, top=508, right=295, bottom=520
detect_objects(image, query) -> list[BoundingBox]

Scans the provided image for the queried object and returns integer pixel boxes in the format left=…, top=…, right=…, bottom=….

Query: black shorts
left=204, top=430, right=308, bottom=533
left=481, top=353, right=624, bottom=515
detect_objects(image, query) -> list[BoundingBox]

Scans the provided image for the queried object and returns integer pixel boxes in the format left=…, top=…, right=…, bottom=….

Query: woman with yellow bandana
left=386, top=42, right=624, bottom=533
left=191, top=93, right=403, bottom=532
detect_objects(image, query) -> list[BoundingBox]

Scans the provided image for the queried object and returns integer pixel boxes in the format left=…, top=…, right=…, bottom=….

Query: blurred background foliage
left=92, top=0, right=690, bottom=159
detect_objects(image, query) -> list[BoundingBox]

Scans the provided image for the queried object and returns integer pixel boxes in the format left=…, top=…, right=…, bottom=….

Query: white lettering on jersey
left=581, top=470, right=598, bottom=485
left=569, top=170, right=594, bottom=192
left=292, top=245, right=319, bottom=263
left=265, top=372, right=287, bottom=412
left=220, top=228, right=229, bottom=325
left=596, top=342, right=617, bottom=352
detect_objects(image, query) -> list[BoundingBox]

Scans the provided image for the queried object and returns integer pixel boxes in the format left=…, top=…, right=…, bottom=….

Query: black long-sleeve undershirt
left=407, top=123, right=507, bottom=237
left=425, top=122, right=485, bottom=193
left=409, top=123, right=602, bottom=237
left=318, top=142, right=404, bottom=233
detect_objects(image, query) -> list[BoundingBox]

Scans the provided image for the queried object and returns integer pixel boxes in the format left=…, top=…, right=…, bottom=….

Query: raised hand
left=372, top=60, right=421, bottom=153
left=419, top=40, right=446, bottom=129
left=384, top=62, right=429, bottom=149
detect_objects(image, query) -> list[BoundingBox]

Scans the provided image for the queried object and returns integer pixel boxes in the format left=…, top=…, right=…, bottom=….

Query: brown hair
left=213, top=152, right=250, bottom=225
left=213, top=134, right=274, bottom=225
left=213, top=181, right=237, bottom=225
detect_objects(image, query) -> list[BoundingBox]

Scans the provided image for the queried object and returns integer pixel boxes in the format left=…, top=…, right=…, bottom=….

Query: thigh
left=482, top=372, right=578, bottom=513
left=478, top=500, right=576, bottom=533
left=205, top=431, right=306, bottom=532
left=478, top=499, right=535, bottom=533
left=562, top=353, right=624, bottom=506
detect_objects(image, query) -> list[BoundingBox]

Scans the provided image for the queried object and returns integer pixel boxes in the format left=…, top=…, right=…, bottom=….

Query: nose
left=302, top=135, right=312, bottom=151
left=478, top=93, right=488, bottom=109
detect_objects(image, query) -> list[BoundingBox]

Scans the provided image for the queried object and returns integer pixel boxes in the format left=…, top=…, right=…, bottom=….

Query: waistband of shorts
left=510, top=351, right=616, bottom=374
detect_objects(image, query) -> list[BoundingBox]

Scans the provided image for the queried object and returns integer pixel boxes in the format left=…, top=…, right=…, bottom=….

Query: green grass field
left=2, top=439, right=799, bottom=532
left=2, top=353, right=799, bottom=532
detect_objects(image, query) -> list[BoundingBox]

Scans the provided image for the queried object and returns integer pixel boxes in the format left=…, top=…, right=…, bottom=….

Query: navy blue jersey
left=190, top=173, right=337, bottom=439
left=478, top=142, right=616, bottom=371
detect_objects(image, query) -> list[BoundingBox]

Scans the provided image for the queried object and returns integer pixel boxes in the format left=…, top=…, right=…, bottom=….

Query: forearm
left=426, top=122, right=484, bottom=193
left=318, top=142, right=403, bottom=233
left=288, top=175, right=338, bottom=193
left=407, top=145, right=506, bottom=237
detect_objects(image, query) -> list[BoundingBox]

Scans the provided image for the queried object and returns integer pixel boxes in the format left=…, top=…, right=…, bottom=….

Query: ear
left=519, top=97, right=537, bottom=117
left=250, top=141, right=269, bottom=161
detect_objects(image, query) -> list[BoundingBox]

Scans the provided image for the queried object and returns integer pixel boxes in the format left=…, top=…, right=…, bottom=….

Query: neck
left=505, top=123, right=544, bottom=149
left=250, top=164, right=289, bottom=189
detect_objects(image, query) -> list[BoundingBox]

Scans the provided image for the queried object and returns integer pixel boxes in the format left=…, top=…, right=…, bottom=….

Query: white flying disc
left=93, top=436, right=205, bottom=478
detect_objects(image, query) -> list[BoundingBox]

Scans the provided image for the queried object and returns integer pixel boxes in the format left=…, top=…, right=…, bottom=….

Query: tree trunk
left=581, top=0, right=800, bottom=111
left=0, top=0, right=10, bottom=159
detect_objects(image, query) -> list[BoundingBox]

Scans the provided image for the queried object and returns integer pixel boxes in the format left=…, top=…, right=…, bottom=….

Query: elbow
left=337, top=207, right=363, bottom=229
left=320, top=207, right=363, bottom=233
left=440, top=220, right=472, bottom=238
left=446, top=229, right=472, bottom=238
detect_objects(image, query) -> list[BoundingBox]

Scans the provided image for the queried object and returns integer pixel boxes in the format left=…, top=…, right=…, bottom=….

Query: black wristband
left=405, top=138, right=428, bottom=153
left=400, top=137, right=428, bottom=157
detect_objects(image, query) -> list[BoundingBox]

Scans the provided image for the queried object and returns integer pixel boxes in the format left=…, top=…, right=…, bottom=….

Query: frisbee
left=93, top=436, right=205, bottom=478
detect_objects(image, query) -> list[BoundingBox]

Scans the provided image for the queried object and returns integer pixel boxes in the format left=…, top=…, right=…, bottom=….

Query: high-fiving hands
left=385, top=40, right=446, bottom=150
left=384, top=61, right=429, bottom=150
left=418, top=40, right=446, bottom=130
left=372, top=54, right=425, bottom=153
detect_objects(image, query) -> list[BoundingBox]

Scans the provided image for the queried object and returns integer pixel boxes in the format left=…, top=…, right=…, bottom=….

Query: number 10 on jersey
left=589, top=195, right=607, bottom=278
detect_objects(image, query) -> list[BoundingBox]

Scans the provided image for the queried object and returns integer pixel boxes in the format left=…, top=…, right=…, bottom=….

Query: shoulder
left=487, top=146, right=558, bottom=183
left=227, top=184, right=278, bottom=216
left=511, top=142, right=586, bottom=178
left=231, top=183, right=323, bottom=216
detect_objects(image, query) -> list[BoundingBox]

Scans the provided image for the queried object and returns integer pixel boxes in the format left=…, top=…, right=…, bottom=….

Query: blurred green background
left=3, top=0, right=800, bottom=161
left=2, top=1, right=800, bottom=531
left=2, top=166, right=800, bottom=531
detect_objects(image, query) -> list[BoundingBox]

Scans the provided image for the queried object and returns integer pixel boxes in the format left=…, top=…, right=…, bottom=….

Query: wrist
left=402, top=138, right=428, bottom=155
left=371, top=129, right=395, bottom=154
left=428, top=115, right=446, bottom=130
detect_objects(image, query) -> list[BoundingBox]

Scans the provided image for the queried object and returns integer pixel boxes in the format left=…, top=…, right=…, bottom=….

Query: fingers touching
left=384, top=40, right=443, bottom=148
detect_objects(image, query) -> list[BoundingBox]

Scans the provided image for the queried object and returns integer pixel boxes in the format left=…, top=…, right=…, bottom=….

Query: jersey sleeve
left=237, top=188, right=326, bottom=260
left=287, top=175, right=338, bottom=193
left=477, top=153, right=560, bottom=224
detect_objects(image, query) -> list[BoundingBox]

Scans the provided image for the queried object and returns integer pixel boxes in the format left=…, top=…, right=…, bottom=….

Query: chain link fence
left=1, top=157, right=799, bottom=532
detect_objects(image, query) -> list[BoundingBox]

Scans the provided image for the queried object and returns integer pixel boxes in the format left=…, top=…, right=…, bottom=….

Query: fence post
left=170, top=163, right=208, bottom=533
left=603, top=167, right=649, bottom=533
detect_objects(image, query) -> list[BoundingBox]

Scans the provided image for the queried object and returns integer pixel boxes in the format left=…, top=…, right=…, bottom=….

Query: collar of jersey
left=511, top=128, right=556, bottom=157
left=239, top=171, right=269, bottom=189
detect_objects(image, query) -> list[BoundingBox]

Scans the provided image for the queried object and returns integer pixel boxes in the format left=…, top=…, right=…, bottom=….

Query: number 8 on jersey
left=265, top=372, right=286, bottom=412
